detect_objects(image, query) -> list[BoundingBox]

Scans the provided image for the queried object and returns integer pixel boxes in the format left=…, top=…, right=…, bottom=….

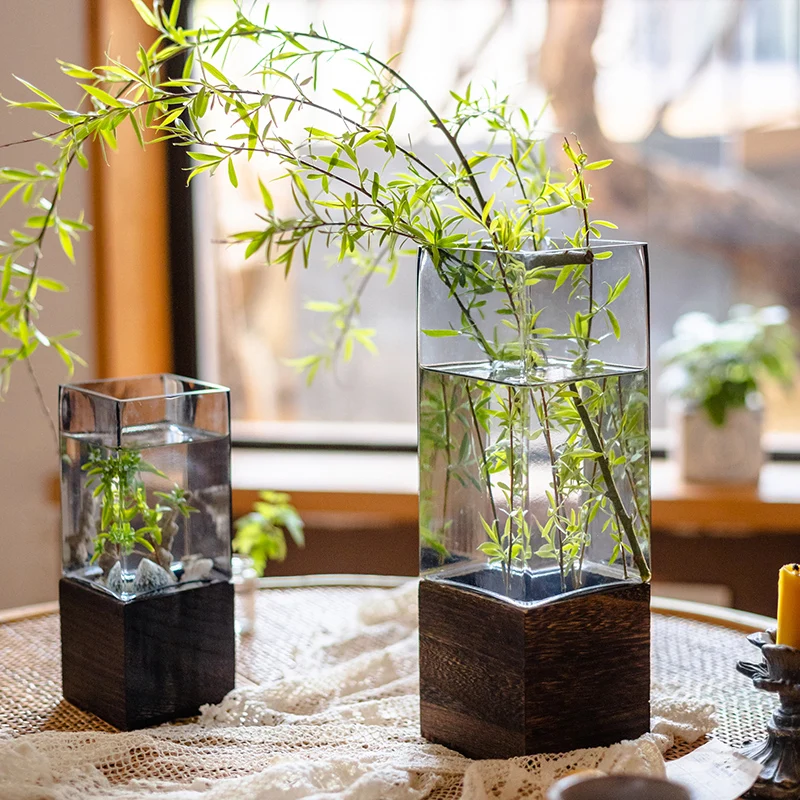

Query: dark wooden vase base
left=60, top=577, right=235, bottom=730
left=419, top=573, right=651, bottom=759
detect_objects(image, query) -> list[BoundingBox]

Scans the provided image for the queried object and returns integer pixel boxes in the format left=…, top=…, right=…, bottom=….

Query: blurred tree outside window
left=190, top=0, right=800, bottom=444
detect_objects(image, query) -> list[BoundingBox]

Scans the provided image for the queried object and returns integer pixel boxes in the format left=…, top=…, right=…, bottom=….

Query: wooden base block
left=60, top=577, right=235, bottom=730
left=419, top=574, right=651, bottom=759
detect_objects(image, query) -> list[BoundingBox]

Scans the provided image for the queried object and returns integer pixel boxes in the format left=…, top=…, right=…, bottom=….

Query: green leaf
left=554, top=263, right=574, bottom=291
left=58, top=60, right=96, bottom=80
left=130, top=0, right=159, bottom=28
left=606, top=308, right=621, bottom=340
left=37, top=277, right=67, bottom=292
left=421, top=328, right=459, bottom=337
left=258, top=178, right=274, bottom=211
left=333, top=88, right=359, bottom=107
left=305, top=301, right=340, bottom=313
left=481, top=193, right=496, bottom=223
left=58, top=229, right=75, bottom=263
left=536, top=201, right=571, bottom=216
left=583, top=159, right=613, bottom=171
left=13, top=77, right=62, bottom=109
left=608, top=273, right=630, bottom=302
left=81, top=83, right=125, bottom=108
left=227, top=157, right=238, bottom=188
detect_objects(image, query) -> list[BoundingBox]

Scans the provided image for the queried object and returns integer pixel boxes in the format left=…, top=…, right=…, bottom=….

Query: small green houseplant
left=234, top=491, right=304, bottom=574
left=2, top=0, right=651, bottom=756
left=660, top=305, right=796, bottom=483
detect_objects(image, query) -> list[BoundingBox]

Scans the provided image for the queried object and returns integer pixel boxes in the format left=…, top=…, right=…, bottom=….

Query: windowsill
left=233, top=447, right=800, bottom=533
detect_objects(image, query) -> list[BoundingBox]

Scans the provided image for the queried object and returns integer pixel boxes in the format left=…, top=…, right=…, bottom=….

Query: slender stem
left=615, top=379, right=648, bottom=530
left=615, top=510, right=629, bottom=579
left=569, top=382, right=651, bottom=582
left=577, top=377, right=607, bottom=587
left=505, top=386, right=516, bottom=591
left=259, top=28, right=490, bottom=213
left=24, top=356, right=58, bottom=450
left=535, top=387, right=566, bottom=592
left=220, top=88, right=486, bottom=220
left=440, top=375, right=453, bottom=539
left=466, top=386, right=500, bottom=530
left=580, top=190, right=593, bottom=345
left=437, top=253, right=495, bottom=357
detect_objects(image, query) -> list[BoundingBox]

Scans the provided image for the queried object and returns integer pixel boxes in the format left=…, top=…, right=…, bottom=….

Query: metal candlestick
left=737, top=630, right=800, bottom=799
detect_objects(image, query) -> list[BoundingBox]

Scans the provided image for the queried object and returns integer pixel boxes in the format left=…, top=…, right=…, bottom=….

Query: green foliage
left=2, top=2, right=647, bottom=591
left=659, top=305, right=796, bottom=426
left=83, top=446, right=196, bottom=563
left=419, top=370, right=651, bottom=590
left=0, top=1, right=615, bottom=392
left=233, top=491, right=305, bottom=574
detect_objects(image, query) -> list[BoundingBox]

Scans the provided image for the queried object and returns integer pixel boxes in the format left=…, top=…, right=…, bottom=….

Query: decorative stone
left=181, top=557, right=214, bottom=583
left=133, top=558, right=175, bottom=593
left=106, top=561, right=125, bottom=596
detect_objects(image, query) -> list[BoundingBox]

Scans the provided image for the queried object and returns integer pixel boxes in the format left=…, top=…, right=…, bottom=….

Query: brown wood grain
left=419, top=577, right=650, bottom=759
left=60, top=578, right=235, bottom=731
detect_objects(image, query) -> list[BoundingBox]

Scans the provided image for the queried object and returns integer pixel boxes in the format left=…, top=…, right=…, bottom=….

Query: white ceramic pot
left=671, top=402, right=763, bottom=485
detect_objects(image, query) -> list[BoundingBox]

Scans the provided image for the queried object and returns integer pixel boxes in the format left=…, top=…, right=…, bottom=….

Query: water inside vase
left=419, top=358, right=650, bottom=605
left=61, top=422, right=231, bottom=600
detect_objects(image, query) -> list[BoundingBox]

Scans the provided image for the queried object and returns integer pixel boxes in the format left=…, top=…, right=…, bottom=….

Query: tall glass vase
left=417, top=242, right=652, bottom=758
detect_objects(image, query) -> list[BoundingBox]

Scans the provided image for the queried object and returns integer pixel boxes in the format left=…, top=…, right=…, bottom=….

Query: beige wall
left=0, top=2, right=95, bottom=609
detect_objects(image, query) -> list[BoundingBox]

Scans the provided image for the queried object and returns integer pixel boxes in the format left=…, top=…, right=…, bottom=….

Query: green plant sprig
left=83, top=446, right=197, bottom=565
left=3, top=1, right=649, bottom=591
left=0, top=1, right=617, bottom=392
left=233, top=490, right=304, bottom=574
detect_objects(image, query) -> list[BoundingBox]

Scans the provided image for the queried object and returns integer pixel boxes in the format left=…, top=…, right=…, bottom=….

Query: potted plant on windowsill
left=2, top=1, right=650, bottom=755
left=659, top=305, right=796, bottom=485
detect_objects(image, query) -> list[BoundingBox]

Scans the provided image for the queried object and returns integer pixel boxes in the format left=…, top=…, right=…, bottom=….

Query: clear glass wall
left=418, top=243, right=651, bottom=602
left=60, top=374, right=232, bottom=600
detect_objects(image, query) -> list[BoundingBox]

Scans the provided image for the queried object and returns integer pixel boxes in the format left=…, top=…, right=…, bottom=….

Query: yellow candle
left=777, top=564, right=800, bottom=649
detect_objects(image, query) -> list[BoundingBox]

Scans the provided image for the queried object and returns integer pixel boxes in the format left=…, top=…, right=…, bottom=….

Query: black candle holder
left=737, top=630, right=800, bottom=799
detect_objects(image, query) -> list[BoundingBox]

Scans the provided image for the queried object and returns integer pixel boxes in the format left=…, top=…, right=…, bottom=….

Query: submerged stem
left=569, top=382, right=651, bottom=583
left=535, top=387, right=566, bottom=593
left=466, top=386, right=500, bottom=531
left=440, top=375, right=453, bottom=537
left=505, top=387, right=516, bottom=591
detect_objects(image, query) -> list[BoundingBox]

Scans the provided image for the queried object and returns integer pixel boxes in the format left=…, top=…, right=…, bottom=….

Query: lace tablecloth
left=0, top=582, right=775, bottom=799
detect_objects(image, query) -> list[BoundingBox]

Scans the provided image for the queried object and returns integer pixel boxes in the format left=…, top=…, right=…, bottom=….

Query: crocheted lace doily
left=0, top=582, right=715, bottom=800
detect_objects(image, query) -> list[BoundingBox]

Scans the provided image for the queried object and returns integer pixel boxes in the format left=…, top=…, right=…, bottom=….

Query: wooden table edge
left=650, top=596, right=775, bottom=633
left=0, top=584, right=776, bottom=635
left=0, top=600, right=59, bottom=625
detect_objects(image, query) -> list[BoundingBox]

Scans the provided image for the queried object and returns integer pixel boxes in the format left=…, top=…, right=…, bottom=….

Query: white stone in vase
left=181, top=557, right=214, bottom=583
left=133, top=558, right=176, bottom=593
left=106, top=561, right=125, bottom=595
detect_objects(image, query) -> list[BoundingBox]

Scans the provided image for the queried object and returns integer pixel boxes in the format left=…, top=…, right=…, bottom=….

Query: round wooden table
left=0, top=576, right=779, bottom=796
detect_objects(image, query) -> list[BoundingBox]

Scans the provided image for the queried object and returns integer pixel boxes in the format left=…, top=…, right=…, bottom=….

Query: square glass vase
left=58, top=374, right=235, bottom=729
left=417, top=242, right=652, bottom=758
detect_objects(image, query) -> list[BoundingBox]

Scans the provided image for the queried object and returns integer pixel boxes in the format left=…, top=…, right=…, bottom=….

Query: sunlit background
left=191, top=0, right=800, bottom=443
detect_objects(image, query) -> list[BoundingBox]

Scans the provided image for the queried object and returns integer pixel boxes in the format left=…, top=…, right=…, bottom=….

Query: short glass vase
left=58, top=374, right=235, bottom=730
